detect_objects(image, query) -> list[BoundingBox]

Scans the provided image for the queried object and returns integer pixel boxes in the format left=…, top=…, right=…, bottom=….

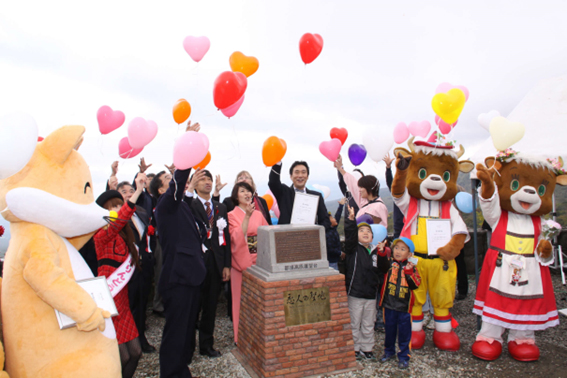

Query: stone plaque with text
left=275, top=229, right=321, bottom=263
left=283, top=287, right=331, bottom=326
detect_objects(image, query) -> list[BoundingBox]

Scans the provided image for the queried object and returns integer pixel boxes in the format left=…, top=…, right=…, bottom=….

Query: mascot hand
left=396, top=153, right=412, bottom=171
left=76, top=308, right=110, bottom=332
left=537, top=239, right=553, bottom=260
left=437, top=234, right=467, bottom=261
left=476, top=163, right=495, bottom=199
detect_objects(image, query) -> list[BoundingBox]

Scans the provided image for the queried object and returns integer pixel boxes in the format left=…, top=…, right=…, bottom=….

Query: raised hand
left=214, top=174, right=227, bottom=196
left=245, top=201, right=255, bottom=217
left=476, top=162, right=496, bottom=199
left=186, top=120, right=201, bottom=133
left=187, top=168, right=207, bottom=193
left=383, top=153, right=394, bottom=168
left=338, top=197, right=347, bottom=205
left=347, top=204, right=355, bottom=221
left=334, top=154, right=343, bottom=169
left=108, top=176, right=118, bottom=190
left=110, top=161, right=119, bottom=176
left=138, top=157, right=152, bottom=173
left=396, top=152, right=412, bottom=171
left=134, top=173, right=147, bottom=193
left=164, top=163, right=175, bottom=174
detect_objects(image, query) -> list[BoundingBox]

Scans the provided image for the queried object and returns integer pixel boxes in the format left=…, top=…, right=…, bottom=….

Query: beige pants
left=348, top=296, right=377, bottom=352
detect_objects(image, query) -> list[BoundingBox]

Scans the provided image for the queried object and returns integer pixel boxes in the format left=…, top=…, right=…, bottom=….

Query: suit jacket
left=213, top=194, right=272, bottom=225
left=184, top=195, right=231, bottom=276
left=155, top=168, right=206, bottom=290
left=268, top=163, right=331, bottom=230
left=130, top=207, right=153, bottom=266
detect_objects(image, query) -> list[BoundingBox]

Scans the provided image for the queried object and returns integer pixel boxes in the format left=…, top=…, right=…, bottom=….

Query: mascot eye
left=443, top=171, right=451, bottom=182
left=538, top=184, right=546, bottom=196
left=418, top=168, right=427, bottom=180
left=510, top=179, right=520, bottom=191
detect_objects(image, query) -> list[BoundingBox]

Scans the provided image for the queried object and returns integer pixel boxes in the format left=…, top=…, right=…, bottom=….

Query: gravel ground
left=138, top=272, right=567, bottom=378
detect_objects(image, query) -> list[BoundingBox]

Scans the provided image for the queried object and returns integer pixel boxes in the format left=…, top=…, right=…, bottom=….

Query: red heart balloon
left=299, top=33, right=323, bottom=64
left=330, top=127, right=348, bottom=145
left=213, top=71, right=248, bottom=110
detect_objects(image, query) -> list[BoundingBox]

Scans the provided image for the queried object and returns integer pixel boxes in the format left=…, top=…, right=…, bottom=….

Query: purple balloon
left=348, top=144, right=367, bottom=166
left=356, top=214, right=374, bottom=225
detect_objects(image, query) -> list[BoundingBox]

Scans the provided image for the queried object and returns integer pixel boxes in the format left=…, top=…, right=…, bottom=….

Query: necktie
left=205, top=201, right=213, bottom=228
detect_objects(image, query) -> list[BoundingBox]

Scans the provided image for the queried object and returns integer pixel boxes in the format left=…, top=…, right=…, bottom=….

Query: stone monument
left=233, top=224, right=358, bottom=378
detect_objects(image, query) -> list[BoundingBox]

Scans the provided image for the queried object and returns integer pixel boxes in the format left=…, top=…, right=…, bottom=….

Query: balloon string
left=490, top=154, right=502, bottom=177
left=232, top=123, right=241, bottom=159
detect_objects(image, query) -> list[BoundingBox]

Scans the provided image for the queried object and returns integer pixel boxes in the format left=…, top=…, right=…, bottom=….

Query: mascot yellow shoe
left=0, top=121, right=120, bottom=377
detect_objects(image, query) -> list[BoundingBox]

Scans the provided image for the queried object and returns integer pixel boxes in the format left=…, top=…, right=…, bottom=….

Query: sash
left=106, top=254, right=136, bottom=297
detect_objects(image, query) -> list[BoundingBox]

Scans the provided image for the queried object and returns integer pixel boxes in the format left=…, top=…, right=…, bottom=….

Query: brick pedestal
left=235, top=270, right=358, bottom=378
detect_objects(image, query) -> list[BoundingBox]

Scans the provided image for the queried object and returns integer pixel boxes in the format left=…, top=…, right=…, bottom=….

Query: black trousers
left=198, top=251, right=222, bottom=350
left=159, top=284, right=201, bottom=378
left=455, top=248, right=468, bottom=296
left=129, top=258, right=154, bottom=345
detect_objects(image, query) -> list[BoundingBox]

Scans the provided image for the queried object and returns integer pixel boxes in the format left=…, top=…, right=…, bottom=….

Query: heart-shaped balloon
left=183, top=36, right=210, bottom=63
left=312, top=184, right=331, bottom=199
left=127, top=117, right=158, bottom=149
left=330, top=127, right=348, bottom=145
left=408, top=120, right=431, bottom=138
left=262, top=136, right=287, bottom=166
left=262, top=193, right=274, bottom=210
left=393, top=122, right=410, bottom=144
left=118, top=137, right=143, bottom=159
left=435, top=82, right=469, bottom=101
left=363, top=127, right=394, bottom=162
left=348, top=144, right=367, bottom=166
left=489, top=116, right=525, bottom=151
left=435, top=115, right=458, bottom=134
left=478, top=110, right=501, bottom=131
left=193, top=151, right=211, bottom=170
left=431, top=88, right=466, bottom=125
left=229, top=51, right=259, bottom=78
left=173, top=99, right=191, bottom=124
left=174, top=131, right=210, bottom=170
left=0, top=112, right=38, bottom=179
left=319, top=138, right=342, bottom=162
left=97, top=105, right=125, bottom=135
left=221, top=95, right=245, bottom=118
left=299, top=33, right=324, bottom=64
left=213, top=71, right=248, bottom=110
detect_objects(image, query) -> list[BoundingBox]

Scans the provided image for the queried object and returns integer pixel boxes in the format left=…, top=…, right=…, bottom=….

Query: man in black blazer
left=184, top=169, right=231, bottom=358
left=269, top=161, right=331, bottom=230
left=153, top=166, right=207, bottom=378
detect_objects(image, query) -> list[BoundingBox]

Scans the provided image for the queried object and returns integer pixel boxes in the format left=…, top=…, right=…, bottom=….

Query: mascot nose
left=430, top=176, right=441, bottom=181
left=524, top=188, right=536, bottom=194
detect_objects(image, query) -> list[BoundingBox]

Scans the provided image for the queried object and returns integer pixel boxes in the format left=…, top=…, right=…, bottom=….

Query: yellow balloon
left=431, top=88, right=466, bottom=124
left=109, top=210, right=118, bottom=222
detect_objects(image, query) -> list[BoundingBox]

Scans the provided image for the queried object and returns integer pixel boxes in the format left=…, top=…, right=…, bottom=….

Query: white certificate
left=55, top=276, right=118, bottom=330
left=426, top=219, right=452, bottom=256
left=290, top=192, right=319, bottom=225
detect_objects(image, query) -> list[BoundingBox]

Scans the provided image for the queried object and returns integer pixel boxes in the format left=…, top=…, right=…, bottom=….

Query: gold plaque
left=283, top=287, right=331, bottom=327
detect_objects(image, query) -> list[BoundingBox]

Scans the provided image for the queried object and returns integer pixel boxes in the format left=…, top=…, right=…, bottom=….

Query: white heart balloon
left=0, top=112, right=38, bottom=179
left=489, top=116, right=525, bottom=151
left=478, top=110, right=500, bottom=131
left=363, top=127, right=394, bottom=162
left=312, top=184, right=331, bottom=200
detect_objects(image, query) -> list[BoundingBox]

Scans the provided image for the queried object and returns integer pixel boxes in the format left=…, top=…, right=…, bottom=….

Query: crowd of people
left=79, top=122, right=470, bottom=377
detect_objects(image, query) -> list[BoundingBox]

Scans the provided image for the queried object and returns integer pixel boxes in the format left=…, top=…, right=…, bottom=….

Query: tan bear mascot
left=472, top=151, right=567, bottom=362
left=392, top=137, right=474, bottom=351
left=0, top=125, right=121, bottom=377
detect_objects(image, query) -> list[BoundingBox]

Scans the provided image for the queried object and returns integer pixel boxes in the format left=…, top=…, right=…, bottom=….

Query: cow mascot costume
left=471, top=149, right=566, bottom=361
left=392, top=137, right=474, bottom=351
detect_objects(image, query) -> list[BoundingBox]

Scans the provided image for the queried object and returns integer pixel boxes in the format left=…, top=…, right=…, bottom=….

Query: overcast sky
left=1, top=0, right=566, bottom=211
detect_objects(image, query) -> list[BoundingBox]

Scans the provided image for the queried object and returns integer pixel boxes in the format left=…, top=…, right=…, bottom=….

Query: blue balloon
left=271, top=217, right=279, bottom=225
left=371, top=224, right=388, bottom=244
left=455, top=192, right=474, bottom=213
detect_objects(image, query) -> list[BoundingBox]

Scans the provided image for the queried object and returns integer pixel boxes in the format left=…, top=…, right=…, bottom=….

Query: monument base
left=237, top=270, right=359, bottom=378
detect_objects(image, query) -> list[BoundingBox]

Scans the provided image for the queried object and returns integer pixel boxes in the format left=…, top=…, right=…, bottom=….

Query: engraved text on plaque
left=275, top=229, right=321, bottom=263
left=283, top=287, right=331, bottom=326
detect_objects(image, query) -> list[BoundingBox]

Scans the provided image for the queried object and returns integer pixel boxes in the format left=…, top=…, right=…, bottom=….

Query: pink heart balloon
left=221, top=95, right=245, bottom=118
left=183, top=36, right=211, bottom=63
left=118, top=137, right=143, bottom=159
left=435, top=115, right=458, bottom=134
left=435, top=82, right=469, bottom=101
left=97, top=105, right=125, bottom=135
left=408, top=120, right=431, bottom=138
left=393, top=122, right=410, bottom=144
left=319, top=138, right=342, bottom=162
left=127, top=117, right=158, bottom=149
left=173, top=131, right=210, bottom=170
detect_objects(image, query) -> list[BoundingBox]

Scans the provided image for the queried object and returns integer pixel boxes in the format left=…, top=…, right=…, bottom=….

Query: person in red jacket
left=94, top=174, right=146, bottom=378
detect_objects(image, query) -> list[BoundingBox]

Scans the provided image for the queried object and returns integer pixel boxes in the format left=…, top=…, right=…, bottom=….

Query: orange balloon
left=262, top=194, right=274, bottom=210
left=262, top=136, right=287, bottom=167
left=193, top=151, right=211, bottom=170
left=229, top=51, right=259, bottom=78
left=173, top=99, right=192, bottom=124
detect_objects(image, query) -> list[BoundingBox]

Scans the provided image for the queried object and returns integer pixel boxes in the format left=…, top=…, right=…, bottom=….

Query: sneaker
left=398, top=360, right=409, bottom=369
left=355, top=351, right=363, bottom=360
left=379, top=353, right=395, bottom=363
left=361, top=351, right=375, bottom=360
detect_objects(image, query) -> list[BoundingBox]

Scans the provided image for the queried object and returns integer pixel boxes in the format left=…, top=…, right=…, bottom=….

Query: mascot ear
left=38, top=126, right=85, bottom=165
left=459, top=160, right=475, bottom=173
left=393, top=148, right=412, bottom=159
left=556, top=175, right=567, bottom=186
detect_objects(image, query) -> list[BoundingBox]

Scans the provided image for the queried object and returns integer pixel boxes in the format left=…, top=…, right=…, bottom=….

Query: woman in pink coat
left=228, top=181, right=268, bottom=344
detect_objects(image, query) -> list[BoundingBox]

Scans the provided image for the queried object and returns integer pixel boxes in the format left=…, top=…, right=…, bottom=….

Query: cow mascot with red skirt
left=472, top=150, right=566, bottom=361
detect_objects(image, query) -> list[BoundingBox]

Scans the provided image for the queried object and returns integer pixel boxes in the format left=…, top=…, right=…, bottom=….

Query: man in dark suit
left=184, top=169, right=231, bottom=358
left=269, top=161, right=331, bottom=230
left=153, top=164, right=207, bottom=378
